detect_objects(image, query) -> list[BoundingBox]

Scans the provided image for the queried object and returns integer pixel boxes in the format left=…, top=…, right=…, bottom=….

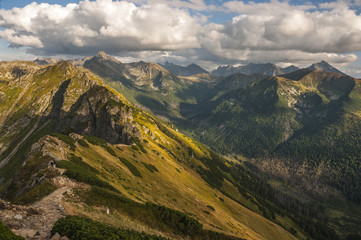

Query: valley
left=0, top=54, right=360, bottom=240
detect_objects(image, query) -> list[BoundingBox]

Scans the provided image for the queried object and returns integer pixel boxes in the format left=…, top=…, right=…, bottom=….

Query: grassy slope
left=62, top=118, right=299, bottom=240
left=0, top=61, right=300, bottom=240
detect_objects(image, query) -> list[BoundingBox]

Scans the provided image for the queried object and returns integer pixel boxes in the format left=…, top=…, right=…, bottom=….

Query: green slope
left=179, top=70, right=361, bottom=238
left=78, top=54, right=361, bottom=238
left=0, top=61, right=313, bottom=240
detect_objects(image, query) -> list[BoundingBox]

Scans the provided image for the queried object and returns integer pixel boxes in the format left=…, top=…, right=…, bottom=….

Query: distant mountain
left=211, top=65, right=237, bottom=77
left=243, top=63, right=284, bottom=76
left=211, top=73, right=264, bottom=100
left=307, top=60, right=344, bottom=74
left=282, top=65, right=300, bottom=74
left=159, top=61, right=209, bottom=76
left=80, top=51, right=179, bottom=90
left=211, top=63, right=300, bottom=77
left=79, top=52, right=213, bottom=119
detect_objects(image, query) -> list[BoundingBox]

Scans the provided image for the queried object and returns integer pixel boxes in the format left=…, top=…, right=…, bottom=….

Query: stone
left=15, top=229, right=38, bottom=238
left=50, top=232, right=61, bottom=240
left=0, top=201, right=6, bottom=210
left=14, top=214, right=23, bottom=220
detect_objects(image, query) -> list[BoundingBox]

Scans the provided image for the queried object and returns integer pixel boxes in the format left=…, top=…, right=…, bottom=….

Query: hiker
left=50, top=161, right=54, bottom=168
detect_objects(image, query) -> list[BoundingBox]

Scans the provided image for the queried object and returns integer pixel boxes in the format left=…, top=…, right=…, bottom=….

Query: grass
left=79, top=186, right=202, bottom=236
left=71, top=133, right=298, bottom=240
left=14, top=180, right=57, bottom=205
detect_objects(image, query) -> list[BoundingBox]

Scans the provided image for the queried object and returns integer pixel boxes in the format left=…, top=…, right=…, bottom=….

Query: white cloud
left=217, top=0, right=361, bottom=54
left=192, top=0, right=361, bottom=66
left=0, top=0, right=361, bottom=68
left=0, top=0, right=200, bottom=55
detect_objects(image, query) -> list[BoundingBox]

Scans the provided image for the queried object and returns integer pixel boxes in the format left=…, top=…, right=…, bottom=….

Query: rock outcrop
left=59, top=85, right=141, bottom=144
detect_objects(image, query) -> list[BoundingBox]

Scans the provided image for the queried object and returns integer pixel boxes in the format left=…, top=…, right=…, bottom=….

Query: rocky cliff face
left=0, top=61, right=142, bottom=171
left=58, top=85, right=141, bottom=144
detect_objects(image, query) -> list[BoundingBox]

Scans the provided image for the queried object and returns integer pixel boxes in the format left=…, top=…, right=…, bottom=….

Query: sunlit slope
left=0, top=61, right=300, bottom=240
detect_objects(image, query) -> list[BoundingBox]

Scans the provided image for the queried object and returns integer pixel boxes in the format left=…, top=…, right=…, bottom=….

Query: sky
left=1, top=0, right=361, bottom=76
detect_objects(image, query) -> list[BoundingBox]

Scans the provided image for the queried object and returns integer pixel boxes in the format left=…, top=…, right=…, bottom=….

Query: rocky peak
left=58, top=85, right=141, bottom=144
left=282, top=65, right=300, bottom=74
left=307, top=61, right=344, bottom=75
left=54, top=61, right=76, bottom=75
left=94, top=51, right=119, bottom=63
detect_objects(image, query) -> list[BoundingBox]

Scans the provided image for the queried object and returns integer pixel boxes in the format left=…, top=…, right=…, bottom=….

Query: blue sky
left=1, top=0, right=361, bottom=76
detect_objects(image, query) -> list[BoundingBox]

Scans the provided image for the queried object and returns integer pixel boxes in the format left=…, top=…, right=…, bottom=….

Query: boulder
left=50, top=232, right=61, bottom=240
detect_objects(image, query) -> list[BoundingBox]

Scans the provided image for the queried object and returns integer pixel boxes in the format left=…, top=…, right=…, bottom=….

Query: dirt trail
left=0, top=177, right=78, bottom=240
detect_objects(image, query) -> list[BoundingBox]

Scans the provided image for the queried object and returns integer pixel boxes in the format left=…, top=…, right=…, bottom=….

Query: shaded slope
left=211, top=63, right=300, bottom=77
left=160, top=62, right=209, bottom=76
left=81, top=52, right=215, bottom=120
left=183, top=70, right=361, bottom=207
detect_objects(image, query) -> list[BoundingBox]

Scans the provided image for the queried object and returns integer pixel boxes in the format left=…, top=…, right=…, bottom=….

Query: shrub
left=68, top=154, right=98, bottom=173
left=142, top=162, right=159, bottom=173
left=56, top=160, right=117, bottom=191
left=83, top=135, right=107, bottom=146
left=0, top=221, right=24, bottom=240
left=146, top=203, right=202, bottom=235
left=51, top=215, right=166, bottom=240
left=104, top=146, right=117, bottom=157
left=77, top=138, right=89, bottom=148
left=51, top=133, right=75, bottom=151
left=14, top=181, right=57, bottom=205
left=118, top=157, right=142, bottom=177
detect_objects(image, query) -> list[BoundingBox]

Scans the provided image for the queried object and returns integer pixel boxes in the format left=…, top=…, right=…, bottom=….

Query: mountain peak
left=307, top=60, right=344, bottom=75
left=212, top=62, right=284, bottom=77
left=96, top=51, right=111, bottom=59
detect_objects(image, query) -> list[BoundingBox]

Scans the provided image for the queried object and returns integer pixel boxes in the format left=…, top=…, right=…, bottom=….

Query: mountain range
left=0, top=52, right=360, bottom=240
left=211, top=61, right=345, bottom=77
left=159, top=61, right=209, bottom=76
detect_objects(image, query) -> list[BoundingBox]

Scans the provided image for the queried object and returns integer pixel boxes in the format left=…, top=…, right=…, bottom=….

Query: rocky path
left=0, top=177, right=78, bottom=240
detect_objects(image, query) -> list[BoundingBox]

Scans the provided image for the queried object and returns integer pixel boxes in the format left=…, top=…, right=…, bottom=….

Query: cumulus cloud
left=0, top=0, right=200, bottom=55
left=209, top=1, right=361, bottom=54
left=0, top=0, right=361, bottom=67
